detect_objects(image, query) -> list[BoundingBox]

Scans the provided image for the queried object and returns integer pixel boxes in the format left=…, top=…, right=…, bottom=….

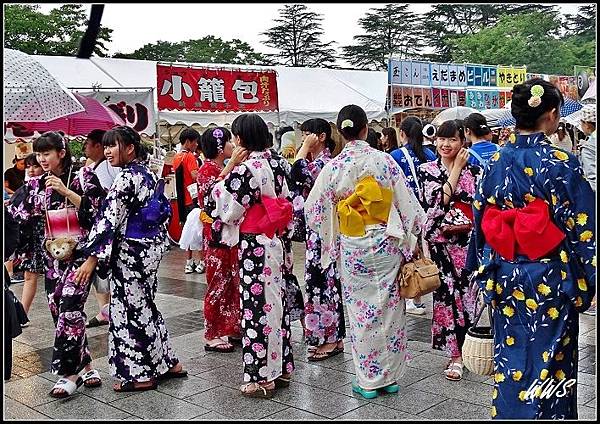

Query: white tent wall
left=31, top=55, right=388, bottom=127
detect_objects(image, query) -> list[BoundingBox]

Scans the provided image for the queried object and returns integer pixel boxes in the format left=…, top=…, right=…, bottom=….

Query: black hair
left=422, top=123, right=436, bottom=139
left=25, top=153, right=40, bottom=167
left=437, top=119, right=465, bottom=141
left=399, top=117, right=428, bottom=162
left=200, top=127, right=232, bottom=159
left=511, top=78, right=564, bottom=130
left=464, top=113, right=491, bottom=139
left=381, top=127, right=399, bottom=152
left=102, top=125, right=148, bottom=161
left=87, top=129, right=106, bottom=145
left=267, top=132, right=274, bottom=148
left=179, top=127, right=201, bottom=145
left=300, top=118, right=336, bottom=152
left=365, top=128, right=379, bottom=149
left=231, top=113, right=270, bottom=152
left=277, top=126, right=294, bottom=138
left=336, top=105, right=368, bottom=141
left=33, top=131, right=73, bottom=171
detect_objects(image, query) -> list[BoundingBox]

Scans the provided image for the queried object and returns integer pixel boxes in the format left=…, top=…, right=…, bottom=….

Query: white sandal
left=49, top=377, right=83, bottom=398
left=444, top=362, right=464, bottom=381
left=81, top=369, right=102, bottom=387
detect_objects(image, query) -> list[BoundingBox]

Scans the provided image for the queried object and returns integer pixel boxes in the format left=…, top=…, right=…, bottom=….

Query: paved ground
left=4, top=245, right=597, bottom=420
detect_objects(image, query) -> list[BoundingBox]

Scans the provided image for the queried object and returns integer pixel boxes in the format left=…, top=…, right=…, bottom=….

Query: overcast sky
left=36, top=3, right=587, bottom=64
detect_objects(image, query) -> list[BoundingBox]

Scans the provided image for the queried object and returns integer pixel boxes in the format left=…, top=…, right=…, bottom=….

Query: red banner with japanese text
left=157, top=64, right=279, bottom=112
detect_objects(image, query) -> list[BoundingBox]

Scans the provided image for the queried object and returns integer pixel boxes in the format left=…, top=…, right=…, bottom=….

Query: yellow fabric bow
left=336, top=176, right=393, bottom=237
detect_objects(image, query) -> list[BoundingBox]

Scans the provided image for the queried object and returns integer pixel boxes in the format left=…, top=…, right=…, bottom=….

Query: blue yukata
left=390, top=145, right=436, bottom=196
left=468, top=132, right=596, bottom=419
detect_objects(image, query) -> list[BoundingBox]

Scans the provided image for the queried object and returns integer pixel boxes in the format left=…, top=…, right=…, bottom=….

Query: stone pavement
left=4, top=245, right=597, bottom=420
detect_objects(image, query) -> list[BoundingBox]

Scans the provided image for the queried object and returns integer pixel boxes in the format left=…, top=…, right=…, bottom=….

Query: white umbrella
left=3, top=48, right=85, bottom=122
left=431, top=106, right=479, bottom=126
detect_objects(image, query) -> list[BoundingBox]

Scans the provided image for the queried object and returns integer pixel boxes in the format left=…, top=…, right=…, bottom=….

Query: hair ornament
left=341, top=119, right=354, bottom=129
left=528, top=85, right=544, bottom=107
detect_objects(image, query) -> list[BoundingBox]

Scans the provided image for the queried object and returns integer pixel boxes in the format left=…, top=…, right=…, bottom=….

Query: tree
left=421, top=4, right=557, bottom=62
left=342, top=4, right=423, bottom=70
left=4, top=4, right=113, bottom=56
left=449, top=11, right=593, bottom=75
left=114, top=36, right=270, bottom=65
left=564, top=5, right=596, bottom=40
left=261, top=4, right=337, bottom=67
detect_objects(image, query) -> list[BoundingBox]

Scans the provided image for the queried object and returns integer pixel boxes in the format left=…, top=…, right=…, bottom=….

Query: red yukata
left=197, top=160, right=241, bottom=340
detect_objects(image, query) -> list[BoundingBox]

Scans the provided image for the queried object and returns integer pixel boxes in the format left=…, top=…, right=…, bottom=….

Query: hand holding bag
left=440, top=201, right=473, bottom=236
left=398, top=244, right=441, bottom=299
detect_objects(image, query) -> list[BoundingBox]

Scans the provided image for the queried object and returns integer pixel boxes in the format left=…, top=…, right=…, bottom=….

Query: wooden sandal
left=240, top=382, right=275, bottom=398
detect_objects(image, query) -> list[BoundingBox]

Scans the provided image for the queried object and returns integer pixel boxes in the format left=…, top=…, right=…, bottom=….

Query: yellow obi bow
left=336, top=176, right=393, bottom=237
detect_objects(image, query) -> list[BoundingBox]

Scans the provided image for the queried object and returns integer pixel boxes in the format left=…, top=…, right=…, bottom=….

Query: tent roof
left=32, top=55, right=389, bottom=126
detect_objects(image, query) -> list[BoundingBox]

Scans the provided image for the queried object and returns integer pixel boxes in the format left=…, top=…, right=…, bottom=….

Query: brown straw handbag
left=462, top=288, right=495, bottom=376
left=398, top=244, right=441, bottom=299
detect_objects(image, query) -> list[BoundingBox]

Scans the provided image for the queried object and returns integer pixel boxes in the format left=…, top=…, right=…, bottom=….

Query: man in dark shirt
left=4, top=155, right=26, bottom=195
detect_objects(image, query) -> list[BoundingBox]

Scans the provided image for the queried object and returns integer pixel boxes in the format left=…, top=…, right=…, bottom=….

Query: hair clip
left=480, top=124, right=488, bottom=129
left=341, top=119, right=354, bottom=129
left=528, top=85, right=544, bottom=107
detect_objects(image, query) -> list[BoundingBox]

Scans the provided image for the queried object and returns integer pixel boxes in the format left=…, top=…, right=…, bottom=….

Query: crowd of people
left=3, top=77, right=596, bottom=419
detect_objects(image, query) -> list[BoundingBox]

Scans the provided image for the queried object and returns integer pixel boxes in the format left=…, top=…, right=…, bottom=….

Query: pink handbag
left=44, top=168, right=83, bottom=260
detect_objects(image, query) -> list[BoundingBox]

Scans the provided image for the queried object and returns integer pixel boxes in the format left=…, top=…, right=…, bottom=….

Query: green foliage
left=4, top=4, right=113, bottom=57
left=421, top=4, right=557, bottom=62
left=450, top=11, right=595, bottom=74
left=262, top=4, right=337, bottom=68
left=342, top=4, right=424, bottom=70
left=69, top=140, right=84, bottom=160
left=114, top=36, right=271, bottom=65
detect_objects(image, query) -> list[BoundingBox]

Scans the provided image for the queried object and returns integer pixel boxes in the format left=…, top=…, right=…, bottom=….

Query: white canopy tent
left=30, top=55, right=389, bottom=126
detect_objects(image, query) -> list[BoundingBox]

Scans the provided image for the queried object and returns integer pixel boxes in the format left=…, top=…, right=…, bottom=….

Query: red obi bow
left=481, top=198, right=565, bottom=261
left=240, top=196, right=293, bottom=239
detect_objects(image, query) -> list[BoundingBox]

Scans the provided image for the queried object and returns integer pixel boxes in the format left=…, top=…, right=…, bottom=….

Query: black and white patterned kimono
left=8, top=167, right=104, bottom=376
left=82, top=161, right=179, bottom=383
left=271, top=150, right=305, bottom=322
left=207, top=150, right=294, bottom=383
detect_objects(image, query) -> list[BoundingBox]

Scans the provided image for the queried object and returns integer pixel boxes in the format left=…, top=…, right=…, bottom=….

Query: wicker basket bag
left=462, top=291, right=495, bottom=376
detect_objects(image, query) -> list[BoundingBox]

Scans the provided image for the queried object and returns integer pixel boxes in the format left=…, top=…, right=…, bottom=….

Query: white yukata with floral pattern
left=305, top=139, right=426, bottom=390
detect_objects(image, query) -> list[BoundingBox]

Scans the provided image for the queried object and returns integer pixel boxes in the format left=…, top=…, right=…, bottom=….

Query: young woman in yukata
left=468, top=78, right=596, bottom=419
left=290, top=118, right=346, bottom=361
left=416, top=119, right=482, bottom=381
left=75, top=126, right=187, bottom=392
left=305, top=105, right=426, bottom=399
left=206, top=114, right=295, bottom=398
left=8, top=132, right=105, bottom=397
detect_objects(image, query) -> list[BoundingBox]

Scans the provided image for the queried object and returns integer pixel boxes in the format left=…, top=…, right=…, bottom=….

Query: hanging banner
left=466, top=90, right=501, bottom=110
left=84, top=90, right=156, bottom=135
left=157, top=64, right=279, bottom=112
left=390, top=86, right=433, bottom=110
left=497, top=66, right=527, bottom=87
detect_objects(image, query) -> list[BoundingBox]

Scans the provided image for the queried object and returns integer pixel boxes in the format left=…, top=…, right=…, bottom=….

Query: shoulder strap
left=468, top=148, right=485, bottom=165
left=400, top=147, right=422, bottom=198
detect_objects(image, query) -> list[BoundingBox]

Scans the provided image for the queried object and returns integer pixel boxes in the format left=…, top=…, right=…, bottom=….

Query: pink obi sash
left=240, top=196, right=293, bottom=239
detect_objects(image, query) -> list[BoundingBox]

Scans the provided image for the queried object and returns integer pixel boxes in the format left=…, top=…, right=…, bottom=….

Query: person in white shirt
left=83, top=129, right=121, bottom=327
left=549, top=121, right=574, bottom=153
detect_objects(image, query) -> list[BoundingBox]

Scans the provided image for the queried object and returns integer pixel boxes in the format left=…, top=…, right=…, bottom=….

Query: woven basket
left=462, top=326, right=494, bottom=376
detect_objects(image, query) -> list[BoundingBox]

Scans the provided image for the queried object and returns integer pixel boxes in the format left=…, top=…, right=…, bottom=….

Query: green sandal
left=351, top=379, right=378, bottom=399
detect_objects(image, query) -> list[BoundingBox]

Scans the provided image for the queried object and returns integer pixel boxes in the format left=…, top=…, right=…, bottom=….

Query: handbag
left=440, top=202, right=473, bottom=236
left=398, top=244, right=441, bottom=299
left=44, top=168, right=83, bottom=261
left=462, top=288, right=495, bottom=376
